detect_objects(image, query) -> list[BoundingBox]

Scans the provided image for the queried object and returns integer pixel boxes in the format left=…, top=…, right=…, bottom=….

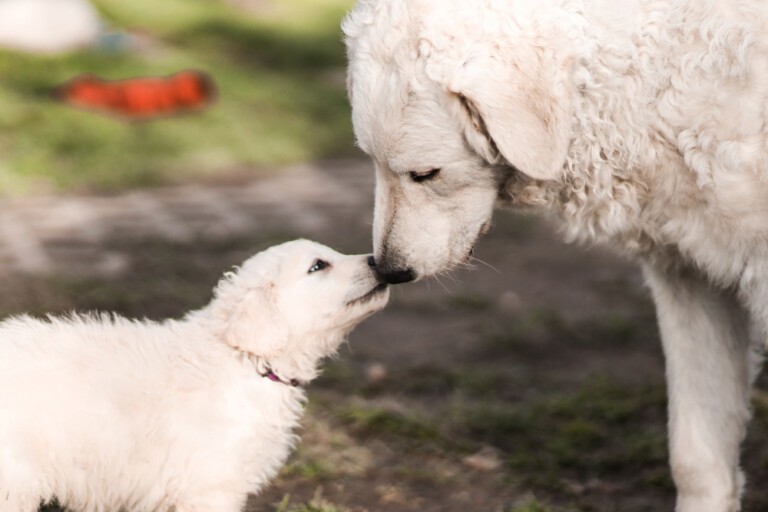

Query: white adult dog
left=0, top=239, right=389, bottom=512
left=344, top=1, right=768, bottom=510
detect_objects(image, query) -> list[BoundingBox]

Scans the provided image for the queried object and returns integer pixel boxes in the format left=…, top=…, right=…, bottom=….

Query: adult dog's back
left=344, top=1, right=768, bottom=510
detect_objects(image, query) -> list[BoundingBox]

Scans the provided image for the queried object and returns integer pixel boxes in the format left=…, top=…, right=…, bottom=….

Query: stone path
left=0, top=158, right=375, bottom=275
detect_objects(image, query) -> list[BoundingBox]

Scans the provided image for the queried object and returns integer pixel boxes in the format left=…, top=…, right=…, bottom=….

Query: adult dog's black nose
left=376, top=265, right=416, bottom=284
left=380, top=268, right=416, bottom=284
left=369, top=251, right=416, bottom=284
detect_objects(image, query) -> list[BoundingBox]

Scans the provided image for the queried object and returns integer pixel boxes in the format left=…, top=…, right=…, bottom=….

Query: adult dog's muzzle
left=368, top=255, right=416, bottom=284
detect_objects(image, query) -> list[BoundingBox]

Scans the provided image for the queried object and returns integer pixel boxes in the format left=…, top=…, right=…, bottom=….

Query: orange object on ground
left=52, top=71, right=216, bottom=119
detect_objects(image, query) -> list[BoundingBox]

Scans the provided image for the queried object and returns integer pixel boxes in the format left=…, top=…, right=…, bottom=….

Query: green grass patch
left=455, top=376, right=671, bottom=492
left=0, top=0, right=355, bottom=193
left=281, top=458, right=334, bottom=481
left=508, top=499, right=560, bottom=512
left=488, top=308, right=645, bottom=355
left=340, top=406, right=443, bottom=445
left=276, top=494, right=346, bottom=512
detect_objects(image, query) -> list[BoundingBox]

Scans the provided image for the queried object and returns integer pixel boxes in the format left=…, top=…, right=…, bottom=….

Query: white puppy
left=0, top=239, right=389, bottom=512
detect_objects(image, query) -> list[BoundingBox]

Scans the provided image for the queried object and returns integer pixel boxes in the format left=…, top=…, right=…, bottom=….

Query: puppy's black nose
left=377, top=267, right=416, bottom=285
left=367, top=255, right=377, bottom=268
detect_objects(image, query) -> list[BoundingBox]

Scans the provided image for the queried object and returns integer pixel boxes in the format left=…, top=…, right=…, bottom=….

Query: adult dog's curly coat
left=344, top=1, right=768, bottom=510
left=0, top=240, right=388, bottom=512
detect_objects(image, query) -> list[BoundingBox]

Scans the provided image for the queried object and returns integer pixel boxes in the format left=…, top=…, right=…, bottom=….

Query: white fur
left=344, top=1, right=768, bottom=510
left=0, top=239, right=389, bottom=512
left=0, top=0, right=100, bottom=54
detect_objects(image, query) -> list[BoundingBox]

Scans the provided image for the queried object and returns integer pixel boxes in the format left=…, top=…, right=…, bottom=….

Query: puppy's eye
left=308, top=259, right=330, bottom=273
left=409, top=168, right=441, bottom=183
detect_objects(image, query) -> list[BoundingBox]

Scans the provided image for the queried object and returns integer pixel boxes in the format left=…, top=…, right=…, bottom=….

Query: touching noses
left=367, top=255, right=416, bottom=285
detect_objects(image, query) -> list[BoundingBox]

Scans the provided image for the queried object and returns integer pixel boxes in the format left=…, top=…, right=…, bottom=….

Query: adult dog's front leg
left=644, top=264, right=752, bottom=512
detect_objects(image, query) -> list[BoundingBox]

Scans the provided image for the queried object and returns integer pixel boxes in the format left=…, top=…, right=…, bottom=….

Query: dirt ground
left=8, top=158, right=768, bottom=512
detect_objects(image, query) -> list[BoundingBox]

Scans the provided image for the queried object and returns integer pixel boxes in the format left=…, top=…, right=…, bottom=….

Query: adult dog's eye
left=409, top=168, right=441, bottom=183
left=308, top=259, right=330, bottom=273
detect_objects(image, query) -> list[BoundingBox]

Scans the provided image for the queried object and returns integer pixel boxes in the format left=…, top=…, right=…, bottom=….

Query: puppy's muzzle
left=344, top=256, right=389, bottom=306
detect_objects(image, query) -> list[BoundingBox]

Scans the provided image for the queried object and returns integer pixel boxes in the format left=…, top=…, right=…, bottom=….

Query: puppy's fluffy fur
left=0, top=239, right=389, bottom=512
left=345, top=1, right=768, bottom=510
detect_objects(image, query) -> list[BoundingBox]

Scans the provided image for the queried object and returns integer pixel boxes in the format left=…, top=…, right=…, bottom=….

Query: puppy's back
left=0, top=314, right=247, bottom=511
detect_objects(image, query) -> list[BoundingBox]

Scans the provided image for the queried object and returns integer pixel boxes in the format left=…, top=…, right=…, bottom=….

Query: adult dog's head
left=344, top=0, right=574, bottom=282
left=205, top=239, right=389, bottom=382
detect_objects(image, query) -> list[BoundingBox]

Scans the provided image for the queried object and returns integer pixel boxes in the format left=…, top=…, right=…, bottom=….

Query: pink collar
left=260, top=368, right=301, bottom=387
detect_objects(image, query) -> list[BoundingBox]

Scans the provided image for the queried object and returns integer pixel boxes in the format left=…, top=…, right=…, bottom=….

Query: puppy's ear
left=224, top=283, right=288, bottom=357
left=445, top=43, right=572, bottom=181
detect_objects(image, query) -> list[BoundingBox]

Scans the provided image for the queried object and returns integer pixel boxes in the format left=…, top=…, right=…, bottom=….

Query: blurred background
left=3, top=1, right=768, bottom=511
left=0, top=0, right=353, bottom=192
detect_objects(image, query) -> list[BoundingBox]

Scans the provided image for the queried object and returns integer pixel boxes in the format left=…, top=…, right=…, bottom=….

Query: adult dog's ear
left=223, top=283, right=288, bottom=357
left=445, top=43, right=573, bottom=181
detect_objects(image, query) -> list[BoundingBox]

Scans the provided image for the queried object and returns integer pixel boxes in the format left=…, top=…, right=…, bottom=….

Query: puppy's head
left=208, top=239, right=389, bottom=381
left=344, top=0, right=574, bottom=281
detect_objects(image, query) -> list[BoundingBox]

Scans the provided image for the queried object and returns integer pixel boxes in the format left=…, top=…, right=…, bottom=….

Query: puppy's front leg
left=644, top=263, right=751, bottom=512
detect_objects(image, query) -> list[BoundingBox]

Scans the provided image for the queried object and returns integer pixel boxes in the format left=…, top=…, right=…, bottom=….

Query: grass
left=278, top=503, right=345, bottom=512
left=455, top=376, right=672, bottom=495
left=322, top=370, right=674, bottom=511
left=338, top=405, right=447, bottom=449
left=276, top=494, right=347, bottom=512
left=486, top=307, right=651, bottom=356
left=508, top=500, right=560, bottom=512
left=0, top=0, right=355, bottom=194
left=325, top=362, right=673, bottom=501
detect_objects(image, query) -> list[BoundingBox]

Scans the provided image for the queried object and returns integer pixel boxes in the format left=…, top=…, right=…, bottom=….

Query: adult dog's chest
left=549, top=156, right=768, bottom=288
